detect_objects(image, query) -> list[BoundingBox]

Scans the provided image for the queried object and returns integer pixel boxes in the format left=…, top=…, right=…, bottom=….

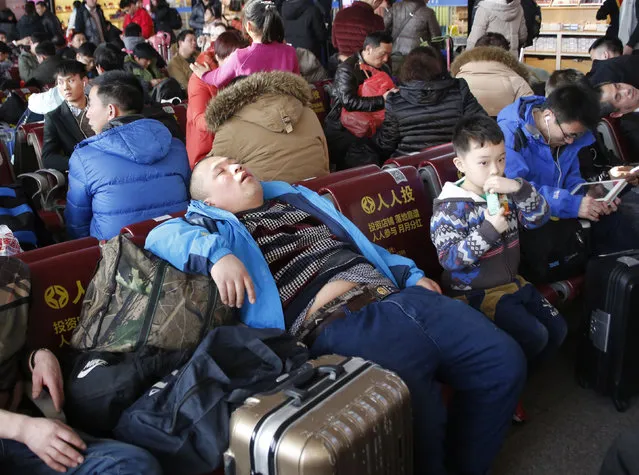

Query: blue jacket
left=145, top=182, right=426, bottom=329
left=65, top=118, right=190, bottom=240
left=497, top=96, right=594, bottom=219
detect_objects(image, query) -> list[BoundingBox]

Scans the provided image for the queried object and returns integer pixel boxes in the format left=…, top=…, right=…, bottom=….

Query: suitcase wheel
left=613, top=397, right=630, bottom=413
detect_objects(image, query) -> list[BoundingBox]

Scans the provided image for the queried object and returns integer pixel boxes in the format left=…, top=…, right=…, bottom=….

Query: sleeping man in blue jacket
left=64, top=70, right=190, bottom=241
left=145, top=154, right=527, bottom=475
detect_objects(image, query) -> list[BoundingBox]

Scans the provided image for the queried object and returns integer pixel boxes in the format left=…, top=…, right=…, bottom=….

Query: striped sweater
left=430, top=178, right=549, bottom=292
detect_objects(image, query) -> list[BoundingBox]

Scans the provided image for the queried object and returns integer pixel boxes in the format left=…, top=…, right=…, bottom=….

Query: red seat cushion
left=162, top=103, right=188, bottom=139
left=309, top=80, right=332, bottom=125
left=120, top=210, right=186, bottom=244
left=25, top=246, right=101, bottom=355
left=320, top=166, right=441, bottom=278
left=18, top=237, right=98, bottom=264
left=383, top=143, right=455, bottom=169
left=27, top=125, right=44, bottom=164
left=296, top=164, right=380, bottom=193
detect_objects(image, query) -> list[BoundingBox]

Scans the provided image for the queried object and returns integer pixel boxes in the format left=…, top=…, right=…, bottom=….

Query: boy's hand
left=483, top=177, right=521, bottom=194
left=484, top=207, right=508, bottom=234
left=415, top=277, right=441, bottom=294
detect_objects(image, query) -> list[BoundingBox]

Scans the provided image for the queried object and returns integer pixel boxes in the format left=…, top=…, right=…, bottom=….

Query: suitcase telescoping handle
left=282, top=364, right=345, bottom=406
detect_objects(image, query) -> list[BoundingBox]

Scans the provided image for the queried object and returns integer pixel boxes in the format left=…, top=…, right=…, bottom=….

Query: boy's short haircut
left=54, top=59, right=87, bottom=79
left=452, top=115, right=505, bottom=157
left=546, top=69, right=591, bottom=96
left=124, top=22, right=142, bottom=37
left=119, top=0, right=134, bottom=8
left=95, top=43, right=125, bottom=71
left=77, top=41, right=97, bottom=58
left=132, top=42, right=157, bottom=60
left=35, top=40, right=56, bottom=57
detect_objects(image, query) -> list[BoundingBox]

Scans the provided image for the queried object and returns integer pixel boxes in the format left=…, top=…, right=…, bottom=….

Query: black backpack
left=114, top=326, right=309, bottom=475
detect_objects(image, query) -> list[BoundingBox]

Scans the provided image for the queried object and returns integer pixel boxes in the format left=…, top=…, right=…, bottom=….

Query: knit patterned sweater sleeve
left=510, top=178, right=550, bottom=230
left=430, top=200, right=502, bottom=271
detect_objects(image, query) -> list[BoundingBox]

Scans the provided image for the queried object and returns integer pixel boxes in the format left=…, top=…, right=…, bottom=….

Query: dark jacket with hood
left=372, top=75, right=486, bottom=158
left=384, top=0, right=441, bottom=56
left=65, top=117, right=190, bottom=240
left=282, top=0, right=327, bottom=59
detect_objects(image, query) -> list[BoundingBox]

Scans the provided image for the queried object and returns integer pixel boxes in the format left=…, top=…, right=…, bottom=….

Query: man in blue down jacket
left=145, top=155, right=527, bottom=475
left=498, top=85, right=637, bottom=253
left=65, top=71, right=190, bottom=240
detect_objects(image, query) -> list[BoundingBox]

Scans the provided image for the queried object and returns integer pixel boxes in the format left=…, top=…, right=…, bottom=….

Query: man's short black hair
left=546, top=68, right=592, bottom=96
left=0, top=41, right=11, bottom=55
left=119, top=0, right=135, bottom=8
left=545, top=84, right=601, bottom=130
left=452, top=115, right=505, bottom=157
left=77, top=41, right=96, bottom=57
left=55, top=59, right=87, bottom=79
left=176, top=29, right=195, bottom=44
left=35, top=40, right=55, bottom=57
left=589, top=36, right=623, bottom=56
left=123, top=22, right=142, bottom=37
left=92, top=70, right=144, bottom=114
left=363, top=31, right=393, bottom=50
left=95, top=43, right=125, bottom=71
left=36, top=1, right=48, bottom=8
left=132, top=42, right=157, bottom=60
left=31, top=31, right=50, bottom=44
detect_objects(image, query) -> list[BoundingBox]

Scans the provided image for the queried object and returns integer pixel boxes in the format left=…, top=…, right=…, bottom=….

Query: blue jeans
left=311, top=286, right=527, bottom=475
left=0, top=435, right=162, bottom=475
left=494, top=284, right=568, bottom=363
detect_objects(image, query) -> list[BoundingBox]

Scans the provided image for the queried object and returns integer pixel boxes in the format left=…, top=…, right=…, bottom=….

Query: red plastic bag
left=340, top=65, right=395, bottom=138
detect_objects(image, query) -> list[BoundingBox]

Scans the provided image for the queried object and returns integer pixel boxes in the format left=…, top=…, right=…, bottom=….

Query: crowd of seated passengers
left=7, top=0, right=639, bottom=472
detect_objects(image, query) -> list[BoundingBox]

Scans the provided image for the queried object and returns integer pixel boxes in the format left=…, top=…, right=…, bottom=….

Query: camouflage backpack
left=71, top=235, right=236, bottom=353
left=0, top=257, right=30, bottom=408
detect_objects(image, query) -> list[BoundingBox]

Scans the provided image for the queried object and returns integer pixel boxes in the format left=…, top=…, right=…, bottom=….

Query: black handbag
left=519, top=218, right=590, bottom=284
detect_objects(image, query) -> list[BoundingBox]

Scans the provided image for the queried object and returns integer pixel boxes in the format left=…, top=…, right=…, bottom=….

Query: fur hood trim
left=205, top=71, right=312, bottom=131
left=450, top=46, right=531, bottom=83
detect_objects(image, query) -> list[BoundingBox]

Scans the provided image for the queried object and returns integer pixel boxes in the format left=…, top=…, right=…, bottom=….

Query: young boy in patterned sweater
left=430, top=115, right=567, bottom=364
